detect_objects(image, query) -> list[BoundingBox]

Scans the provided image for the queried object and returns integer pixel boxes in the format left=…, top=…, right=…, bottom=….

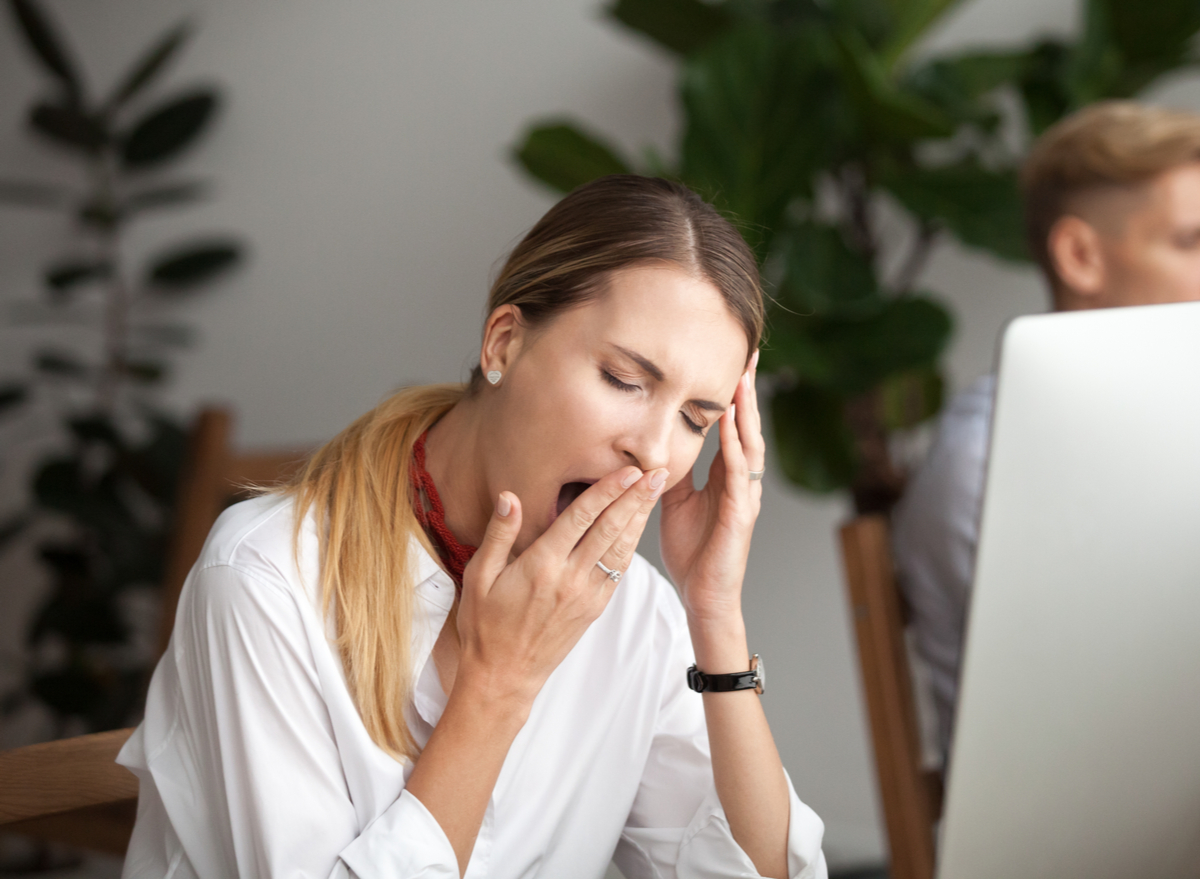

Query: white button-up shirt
left=118, top=494, right=827, bottom=878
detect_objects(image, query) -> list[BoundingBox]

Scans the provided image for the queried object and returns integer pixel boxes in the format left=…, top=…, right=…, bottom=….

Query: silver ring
left=748, top=468, right=765, bottom=481
left=595, top=560, right=622, bottom=583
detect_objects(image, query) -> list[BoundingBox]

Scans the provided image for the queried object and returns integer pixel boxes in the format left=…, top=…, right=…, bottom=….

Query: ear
left=1047, top=215, right=1107, bottom=304
left=480, top=304, right=524, bottom=376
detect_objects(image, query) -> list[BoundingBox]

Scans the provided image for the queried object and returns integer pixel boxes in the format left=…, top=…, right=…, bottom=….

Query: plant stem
left=93, top=152, right=129, bottom=413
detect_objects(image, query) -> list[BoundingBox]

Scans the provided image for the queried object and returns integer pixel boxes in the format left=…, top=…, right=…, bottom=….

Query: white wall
left=3, top=0, right=1199, bottom=869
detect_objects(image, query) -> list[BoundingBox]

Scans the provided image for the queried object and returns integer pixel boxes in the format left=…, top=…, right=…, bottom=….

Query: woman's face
left=482, top=263, right=751, bottom=553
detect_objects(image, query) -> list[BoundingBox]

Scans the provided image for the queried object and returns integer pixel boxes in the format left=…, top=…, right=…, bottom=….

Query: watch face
left=753, top=654, right=765, bottom=694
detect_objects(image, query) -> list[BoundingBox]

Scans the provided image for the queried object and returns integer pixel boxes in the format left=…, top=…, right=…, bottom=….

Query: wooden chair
left=0, top=407, right=308, bottom=855
left=838, top=515, right=943, bottom=879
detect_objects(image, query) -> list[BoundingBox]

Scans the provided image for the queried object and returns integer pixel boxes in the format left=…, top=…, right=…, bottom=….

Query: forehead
left=548, top=264, right=749, bottom=388
left=1089, top=163, right=1200, bottom=236
left=1146, top=162, right=1200, bottom=225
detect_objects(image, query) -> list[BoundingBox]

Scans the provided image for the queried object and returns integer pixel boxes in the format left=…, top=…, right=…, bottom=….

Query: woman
left=119, top=176, right=827, bottom=879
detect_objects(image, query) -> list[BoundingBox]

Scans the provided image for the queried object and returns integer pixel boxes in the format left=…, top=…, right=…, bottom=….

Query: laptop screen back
left=938, top=301, right=1200, bottom=879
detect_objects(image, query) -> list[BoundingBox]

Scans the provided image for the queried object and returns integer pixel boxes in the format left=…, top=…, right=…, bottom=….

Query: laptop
left=937, top=301, right=1200, bottom=879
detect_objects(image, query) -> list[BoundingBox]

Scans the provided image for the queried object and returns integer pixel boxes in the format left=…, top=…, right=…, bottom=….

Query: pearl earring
left=486, top=370, right=502, bottom=386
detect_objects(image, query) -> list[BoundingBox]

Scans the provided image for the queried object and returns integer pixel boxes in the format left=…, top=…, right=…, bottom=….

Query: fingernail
left=622, top=469, right=642, bottom=489
left=650, top=469, right=668, bottom=490
left=751, top=349, right=760, bottom=370
left=497, top=494, right=511, bottom=517
left=743, top=373, right=751, bottom=390
left=729, top=403, right=737, bottom=421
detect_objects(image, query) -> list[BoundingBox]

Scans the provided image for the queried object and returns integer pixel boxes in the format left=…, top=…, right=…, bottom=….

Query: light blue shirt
left=891, top=374, right=997, bottom=762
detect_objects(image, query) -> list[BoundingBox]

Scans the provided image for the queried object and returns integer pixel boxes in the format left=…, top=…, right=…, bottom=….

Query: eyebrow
left=611, top=344, right=727, bottom=412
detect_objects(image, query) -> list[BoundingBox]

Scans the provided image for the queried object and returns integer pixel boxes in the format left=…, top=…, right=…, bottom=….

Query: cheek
left=664, top=434, right=708, bottom=487
left=1149, top=248, right=1200, bottom=301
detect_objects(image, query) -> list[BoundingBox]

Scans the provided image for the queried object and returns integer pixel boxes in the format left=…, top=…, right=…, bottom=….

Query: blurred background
left=2, top=0, right=1199, bottom=873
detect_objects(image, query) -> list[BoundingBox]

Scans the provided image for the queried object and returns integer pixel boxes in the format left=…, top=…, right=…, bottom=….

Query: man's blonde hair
left=1022, top=100, right=1200, bottom=283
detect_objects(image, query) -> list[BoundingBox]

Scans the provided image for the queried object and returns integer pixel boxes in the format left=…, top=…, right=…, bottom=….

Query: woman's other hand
left=454, top=464, right=667, bottom=710
left=659, top=351, right=764, bottom=629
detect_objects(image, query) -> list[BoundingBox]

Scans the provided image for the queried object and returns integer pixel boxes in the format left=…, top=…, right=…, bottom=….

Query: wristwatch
left=687, top=654, right=765, bottom=695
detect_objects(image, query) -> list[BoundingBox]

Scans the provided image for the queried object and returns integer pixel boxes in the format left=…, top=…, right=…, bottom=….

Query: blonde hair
left=283, top=176, right=764, bottom=760
left=1022, top=100, right=1200, bottom=282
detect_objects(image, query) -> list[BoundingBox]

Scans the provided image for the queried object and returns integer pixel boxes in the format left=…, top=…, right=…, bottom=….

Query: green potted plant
left=513, top=0, right=1200, bottom=513
left=0, top=0, right=243, bottom=734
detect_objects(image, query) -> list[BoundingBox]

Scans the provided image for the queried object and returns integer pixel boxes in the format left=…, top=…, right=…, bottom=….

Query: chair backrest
left=1, top=407, right=308, bottom=854
left=838, top=514, right=941, bottom=879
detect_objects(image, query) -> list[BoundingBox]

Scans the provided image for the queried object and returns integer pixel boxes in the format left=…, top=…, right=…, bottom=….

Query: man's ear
left=1048, top=215, right=1107, bottom=305
left=480, top=305, right=524, bottom=377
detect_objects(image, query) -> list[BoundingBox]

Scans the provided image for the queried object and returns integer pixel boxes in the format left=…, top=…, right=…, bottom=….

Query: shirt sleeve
left=891, top=376, right=996, bottom=758
left=612, top=587, right=827, bottom=879
left=128, top=562, right=458, bottom=879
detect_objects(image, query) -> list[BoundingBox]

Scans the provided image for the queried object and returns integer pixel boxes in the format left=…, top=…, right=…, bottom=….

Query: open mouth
left=556, top=481, right=594, bottom=518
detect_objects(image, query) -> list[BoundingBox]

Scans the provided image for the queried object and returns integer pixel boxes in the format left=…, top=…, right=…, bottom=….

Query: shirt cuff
left=338, top=789, right=459, bottom=879
left=675, top=769, right=827, bottom=879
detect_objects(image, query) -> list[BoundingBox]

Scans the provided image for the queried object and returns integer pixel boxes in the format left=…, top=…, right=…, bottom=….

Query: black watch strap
left=687, top=655, right=763, bottom=693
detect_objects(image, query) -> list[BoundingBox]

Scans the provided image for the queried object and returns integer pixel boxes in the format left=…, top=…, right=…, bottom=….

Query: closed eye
left=602, top=369, right=707, bottom=436
left=601, top=370, right=639, bottom=392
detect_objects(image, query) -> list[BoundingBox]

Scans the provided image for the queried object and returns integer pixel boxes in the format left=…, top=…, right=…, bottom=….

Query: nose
left=618, top=407, right=673, bottom=473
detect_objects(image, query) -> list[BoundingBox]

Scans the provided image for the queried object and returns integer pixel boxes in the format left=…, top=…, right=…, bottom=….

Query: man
left=892, top=100, right=1200, bottom=763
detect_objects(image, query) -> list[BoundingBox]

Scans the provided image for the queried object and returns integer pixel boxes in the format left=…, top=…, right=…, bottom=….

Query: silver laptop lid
left=938, top=301, right=1200, bottom=879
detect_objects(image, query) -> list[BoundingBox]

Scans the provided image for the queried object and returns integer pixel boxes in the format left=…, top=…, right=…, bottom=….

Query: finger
left=462, top=492, right=521, bottom=596
left=572, top=468, right=667, bottom=571
left=719, top=401, right=750, bottom=503
left=582, top=468, right=667, bottom=576
left=542, top=466, right=642, bottom=555
left=736, top=370, right=766, bottom=476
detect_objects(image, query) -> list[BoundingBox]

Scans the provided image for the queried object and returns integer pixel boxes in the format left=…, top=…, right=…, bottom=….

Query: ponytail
left=284, top=383, right=465, bottom=760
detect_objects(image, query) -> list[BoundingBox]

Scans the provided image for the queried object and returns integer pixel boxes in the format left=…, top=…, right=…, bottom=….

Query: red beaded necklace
left=410, top=431, right=476, bottom=594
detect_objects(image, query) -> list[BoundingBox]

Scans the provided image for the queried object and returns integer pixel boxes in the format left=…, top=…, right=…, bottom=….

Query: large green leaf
left=8, top=0, right=81, bottom=99
left=764, top=293, right=950, bottom=392
left=607, top=0, right=734, bottom=55
left=146, top=241, right=242, bottom=290
left=514, top=122, right=632, bottom=194
left=878, top=364, right=944, bottom=429
left=680, top=22, right=845, bottom=255
left=774, top=220, right=880, bottom=316
left=834, top=27, right=954, bottom=143
left=878, top=0, right=965, bottom=70
left=759, top=314, right=835, bottom=385
left=1017, top=39, right=1073, bottom=135
left=882, top=161, right=1028, bottom=262
left=120, top=90, right=218, bottom=169
left=811, top=295, right=952, bottom=393
left=903, top=50, right=1027, bottom=125
left=770, top=383, right=857, bottom=492
left=1069, top=0, right=1200, bottom=101
left=104, top=21, right=192, bottom=112
left=827, top=0, right=895, bottom=49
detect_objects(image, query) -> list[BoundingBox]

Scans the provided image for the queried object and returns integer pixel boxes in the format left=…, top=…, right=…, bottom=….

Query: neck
left=423, top=392, right=491, bottom=548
